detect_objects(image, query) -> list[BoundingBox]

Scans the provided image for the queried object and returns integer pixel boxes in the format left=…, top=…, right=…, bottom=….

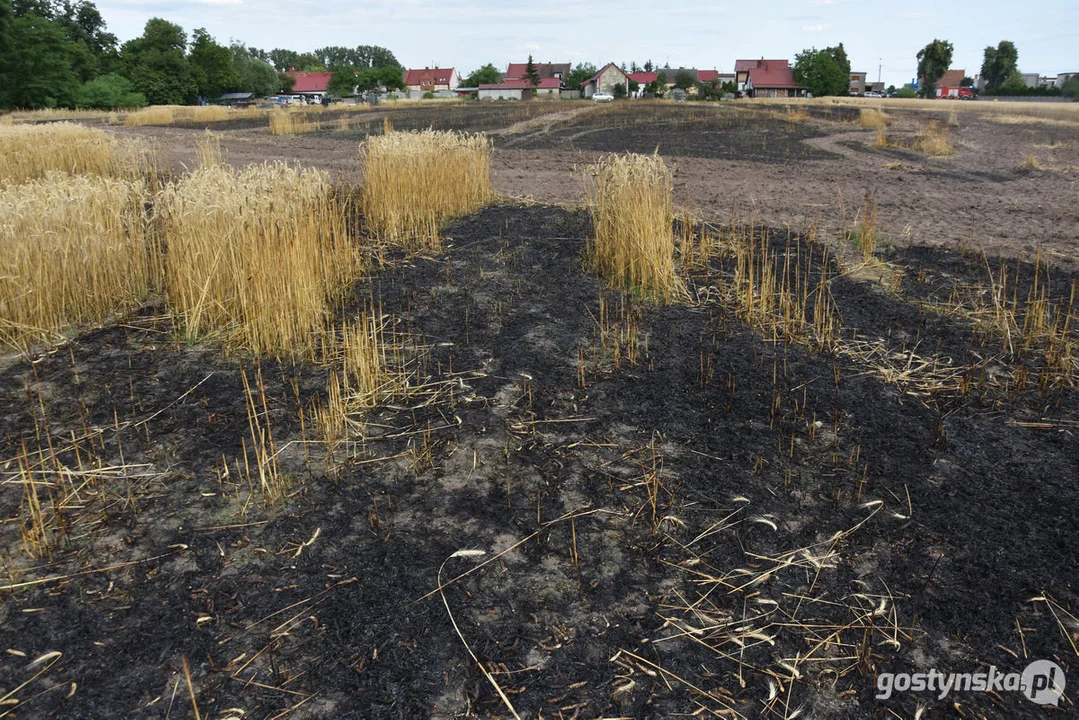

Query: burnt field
left=327, top=103, right=836, bottom=161
left=2, top=101, right=1078, bottom=719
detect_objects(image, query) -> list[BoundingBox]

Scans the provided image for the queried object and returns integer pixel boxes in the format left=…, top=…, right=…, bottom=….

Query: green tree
left=643, top=59, right=653, bottom=72
left=376, top=65, right=404, bottom=91
left=524, top=54, right=540, bottom=87
left=628, top=78, right=640, bottom=94
left=612, top=83, right=625, bottom=99
left=916, top=38, right=953, bottom=99
left=462, top=63, right=501, bottom=87
left=980, top=41, right=1018, bottom=92
left=647, top=71, right=668, bottom=96
left=825, top=44, right=851, bottom=93
left=793, top=47, right=847, bottom=96
left=119, top=18, right=196, bottom=105
left=269, top=47, right=299, bottom=71
left=897, top=86, right=918, bottom=98
left=673, top=70, right=696, bottom=90
left=6, top=14, right=81, bottom=107
left=1062, top=75, right=1079, bottom=99
left=960, top=76, right=974, bottom=87
left=327, top=65, right=358, bottom=96
left=75, top=72, right=145, bottom=108
left=190, top=28, right=239, bottom=98
left=327, top=64, right=403, bottom=96
left=231, top=44, right=277, bottom=96
left=564, top=63, right=597, bottom=91
left=0, top=0, right=13, bottom=106
left=277, top=71, right=295, bottom=93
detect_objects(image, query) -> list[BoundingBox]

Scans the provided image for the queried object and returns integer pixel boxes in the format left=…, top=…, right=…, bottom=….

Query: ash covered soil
left=1, top=203, right=1076, bottom=718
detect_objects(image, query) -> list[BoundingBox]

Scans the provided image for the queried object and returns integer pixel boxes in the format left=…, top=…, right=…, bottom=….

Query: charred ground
left=1, top=198, right=1076, bottom=718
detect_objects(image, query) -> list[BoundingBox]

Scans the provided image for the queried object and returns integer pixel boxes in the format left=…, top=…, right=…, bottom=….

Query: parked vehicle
left=936, top=86, right=974, bottom=100
left=864, top=91, right=883, bottom=98
left=592, top=93, right=614, bottom=103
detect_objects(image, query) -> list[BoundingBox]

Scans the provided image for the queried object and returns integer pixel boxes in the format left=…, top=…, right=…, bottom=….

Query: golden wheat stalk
left=359, top=129, right=493, bottom=251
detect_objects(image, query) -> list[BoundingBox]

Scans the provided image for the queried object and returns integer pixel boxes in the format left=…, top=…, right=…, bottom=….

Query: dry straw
left=359, top=129, right=493, bottom=250
left=124, top=105, right=236, bottom=126
left=858, top=108, right=888, bottom=130
left=585, top=153, right=679, bottom=303
left=0, top=173, right=153, bottom=349
left=157, top=162, right=357, bottom=358
left=0, top=123, right=137, bottom=183
left=269, top=110, right=319, bottom=135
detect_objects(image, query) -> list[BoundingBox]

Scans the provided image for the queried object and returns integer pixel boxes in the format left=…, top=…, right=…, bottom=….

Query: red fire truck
left=935, top=86, right=975, bottom=100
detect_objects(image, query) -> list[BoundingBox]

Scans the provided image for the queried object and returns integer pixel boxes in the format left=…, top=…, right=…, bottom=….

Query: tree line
left=0, top=0, right=402, bottom=109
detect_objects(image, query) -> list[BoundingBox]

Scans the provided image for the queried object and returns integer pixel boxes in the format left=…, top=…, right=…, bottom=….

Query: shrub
left=75, top=74, right=148, bottom=110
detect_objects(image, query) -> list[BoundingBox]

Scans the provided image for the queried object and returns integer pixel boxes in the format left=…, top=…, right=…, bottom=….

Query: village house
left=580, top=63, right=629, bottom=97
left=504, top=62, right=571, bottom=83
left=284, top=70, right=333, bottom=101
left=735, top=59, right=806, bottom=98
left=477, top=78, right=561, bottom=100
left=626, top=68, right=729, bottom=97
left=404, top=67, right=460, bottom=97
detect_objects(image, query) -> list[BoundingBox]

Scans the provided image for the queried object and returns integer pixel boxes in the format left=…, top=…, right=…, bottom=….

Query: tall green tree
left=980, top=41, right=1018, bottom=92
left=524, top=54, right=540, bottom=87
left=328, top=64, right=403, bottom=96
left=462, top=63, right=501, bottom=87
left=825, top=43, right=851, bottom=93
left=6, top=14, right=81, bottom=107
left=1061, top=75, right=1079, bottom=99
left=119, top=18, right=196, bottom=105
left=793, top=47, right=847, bottom=96
left=268, top=47, right=299, bottom=71
left=189, top=28, right=239, bottom=98
left=0, top=0, right=13, bottom=106
left=564, top=62, right=597, bottom=91
left=916, top=39, right=953, bottom=98
left=673, top=70, right=696, bottom=90
left=231, top=43, right=278, bottom=97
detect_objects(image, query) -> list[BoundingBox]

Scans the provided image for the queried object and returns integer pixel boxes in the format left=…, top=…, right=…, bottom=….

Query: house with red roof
left=735, top=59, right=806, bottom=98
left=504, top=62, right=571, bottom=83
left=626, top=69, right=734, bottom=97
left=580, top=63, right=629, bottom=98
left=404, top=67, right=459, bottom=96
left=285, top=70, right=333, bottom=100
left=477, top=77, right=561, bottom=100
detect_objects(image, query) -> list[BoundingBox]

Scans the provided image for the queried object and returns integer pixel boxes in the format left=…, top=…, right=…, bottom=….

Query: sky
left=96, top=0, right=1079, bottom=87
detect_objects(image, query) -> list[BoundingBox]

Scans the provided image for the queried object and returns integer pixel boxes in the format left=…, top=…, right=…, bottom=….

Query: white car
left=592, top=93, right=614, bottom=102
left=864, top=91, right=883, bottom=98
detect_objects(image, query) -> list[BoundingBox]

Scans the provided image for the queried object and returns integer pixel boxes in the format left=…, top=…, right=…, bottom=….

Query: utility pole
left=878, top=59, right=882, bottom=85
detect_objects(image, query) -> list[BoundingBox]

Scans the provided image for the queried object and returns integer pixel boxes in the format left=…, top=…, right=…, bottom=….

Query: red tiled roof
left=698, top=70, right=719, bottom=82
left=405, top=68, right=455, bottom=86
left=286, top=71, right=332, bottom=93
left=505, top=62, right=571, bottom=80
left=735, top=59, right=789, bottom=73
left=480, top=77, right=561, bottom=90
left=585, top=62, right=626, bottom=85
left=748, top=61, right=803, bottom=89
left=627, top=72, right=657, bottom=84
